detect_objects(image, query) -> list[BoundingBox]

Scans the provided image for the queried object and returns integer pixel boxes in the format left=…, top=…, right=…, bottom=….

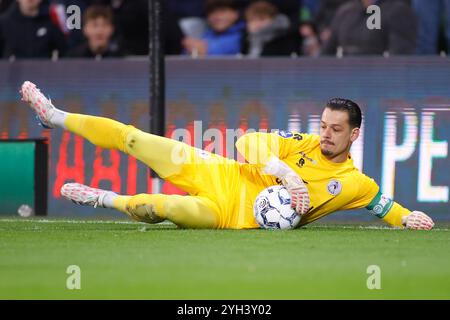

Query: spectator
left=239, top=0, right=300, bottom=29
left=91, top=0, right=147, bottom=55
left=94, top=0, right=182, bottom=55
left=66, top=5, right=123, bottom=58
left=48, top=0, right=92, bottom=50
left=242, top=0, right=299, bottom=57
left=322, top=0, right=417, bottom=56
left=182, top=0, right=245, bottom=56
left=299, top=22, right=321, bottom=56
left=297, top=0, right=320, bottom=57
left=313, top=0, right=353, bottom=44
left=0, top=0, right=67, bottom=59
left=412, top=0, right=450, bottom=54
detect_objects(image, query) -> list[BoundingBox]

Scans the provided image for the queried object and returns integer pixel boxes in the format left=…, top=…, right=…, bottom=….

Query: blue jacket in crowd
left=203, top=22, right=245, bottom=55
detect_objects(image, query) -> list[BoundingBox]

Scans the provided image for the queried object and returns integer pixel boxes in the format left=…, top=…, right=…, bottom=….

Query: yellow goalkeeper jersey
left=234, top=131, right=410, bottom=228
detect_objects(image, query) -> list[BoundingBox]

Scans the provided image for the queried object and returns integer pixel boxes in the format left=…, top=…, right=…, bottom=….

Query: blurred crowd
left=0, top=0, right=449, bottom=60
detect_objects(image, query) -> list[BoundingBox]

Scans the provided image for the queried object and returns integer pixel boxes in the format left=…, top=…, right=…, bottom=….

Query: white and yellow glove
left=402, top=211, right=435, bottom=230
left=263, top=157, right=310, bottom=215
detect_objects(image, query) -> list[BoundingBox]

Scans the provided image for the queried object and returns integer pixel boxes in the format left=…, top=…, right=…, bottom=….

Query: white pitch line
left=0, top=218, right=175, bottom=226
left=308, top=225, right=394, bottom=230
left=0, top=219, right=138, bottom=225
left=307, top=225, right=449, bottom=231
left=0, top=219, right=448, bottom=231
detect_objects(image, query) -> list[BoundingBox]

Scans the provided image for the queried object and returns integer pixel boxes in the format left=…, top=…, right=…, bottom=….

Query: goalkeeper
left=20, top=81, right=434, bottom=230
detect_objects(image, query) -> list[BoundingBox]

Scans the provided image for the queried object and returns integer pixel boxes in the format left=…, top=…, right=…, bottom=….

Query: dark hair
left=245, top=1, right=278, bottom=20
left=326, top=98, right=362, bottom=128
left=83, top=5, right=114, bottom=25
left=205, top=0, right=239, bottom=15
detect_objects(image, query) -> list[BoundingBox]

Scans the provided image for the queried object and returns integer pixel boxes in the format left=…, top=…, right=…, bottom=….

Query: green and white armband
left=366, top=191, right=394, bottom=219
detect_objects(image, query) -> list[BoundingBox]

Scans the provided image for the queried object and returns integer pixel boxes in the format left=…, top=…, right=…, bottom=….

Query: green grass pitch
left=0, top=218, right=449, bottom=299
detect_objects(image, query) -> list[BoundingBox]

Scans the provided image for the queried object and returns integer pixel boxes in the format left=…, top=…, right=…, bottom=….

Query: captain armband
left=366, top=191, right=394, bottom=219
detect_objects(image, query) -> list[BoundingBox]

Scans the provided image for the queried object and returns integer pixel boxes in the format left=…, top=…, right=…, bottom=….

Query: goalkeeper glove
left=263, top=157, right=310, bottom=215
left=402, top=211, right=435, bottom=230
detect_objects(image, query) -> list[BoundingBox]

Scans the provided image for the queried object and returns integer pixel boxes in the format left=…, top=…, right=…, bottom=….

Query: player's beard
left=321, top=148, right=333, bottom=156
left=320, top=141, right=351, bottom=159
left=320, top=141, right=352, bottom=159
left=320, top=143, right=334, bottom=157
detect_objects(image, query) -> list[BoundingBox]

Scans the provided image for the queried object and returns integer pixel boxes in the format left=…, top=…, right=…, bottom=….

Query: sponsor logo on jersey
left=292, top=133, right=303, bottom=141
left=298, top=151, right=317, bottom=165
left=327, top=180, right=342, bottom=196
left=277, top=130, right=293, bottom=138
left=197, top=150, right=211, bottom=159
left=296, top=157, right=306, bottom=168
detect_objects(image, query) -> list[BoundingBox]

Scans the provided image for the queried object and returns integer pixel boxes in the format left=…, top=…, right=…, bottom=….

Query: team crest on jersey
left=327, top=180, right=342, bottom=196
left=277, top=130, right=293, bottom=138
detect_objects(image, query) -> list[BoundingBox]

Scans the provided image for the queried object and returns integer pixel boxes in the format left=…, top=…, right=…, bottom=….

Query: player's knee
left=160, top=197, right=193, bottom=222
left=126, top=193, right=165, bottom=223
left=123, top=126, right=140, bottom=152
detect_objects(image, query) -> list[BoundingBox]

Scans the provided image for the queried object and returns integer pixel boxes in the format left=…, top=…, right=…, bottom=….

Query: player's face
left=319, top=108, right=359, bottom=159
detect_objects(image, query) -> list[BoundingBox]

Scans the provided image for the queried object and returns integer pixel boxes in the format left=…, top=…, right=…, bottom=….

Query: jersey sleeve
left=381, top=202, right=411, bottom=227
left=340, top=173, right=380, bottom=210
left=235, top=131, right=316, bottom=166
left=342, top=172, right=411, bottom=227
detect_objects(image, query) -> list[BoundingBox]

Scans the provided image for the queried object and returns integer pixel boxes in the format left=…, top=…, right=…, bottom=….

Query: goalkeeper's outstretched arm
left=367, top=192, right=435, bottom=230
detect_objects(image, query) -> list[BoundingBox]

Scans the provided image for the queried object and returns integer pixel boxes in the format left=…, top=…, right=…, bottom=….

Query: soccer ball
left=253, top=185, right=301, bottom=230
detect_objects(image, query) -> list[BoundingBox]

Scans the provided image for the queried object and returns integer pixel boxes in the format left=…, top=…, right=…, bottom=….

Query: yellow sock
left=112, top=195, right=133, bottom=214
